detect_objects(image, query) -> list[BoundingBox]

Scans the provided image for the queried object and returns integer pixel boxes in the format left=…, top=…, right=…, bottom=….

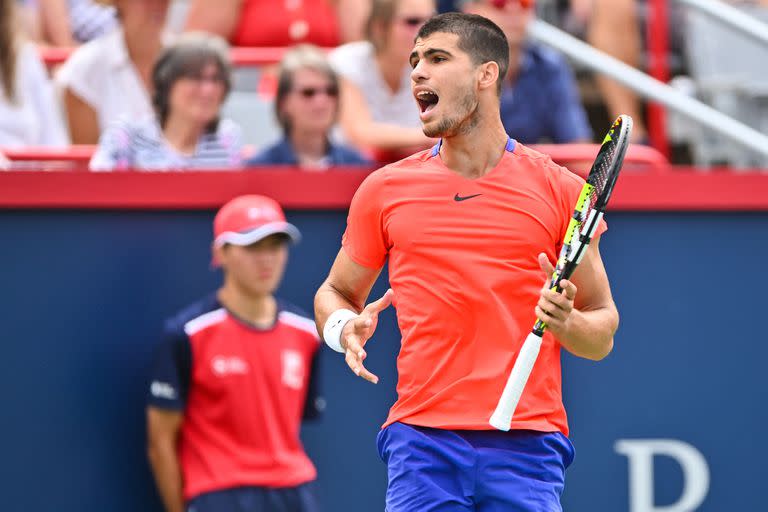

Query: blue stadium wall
left=1, top=208, right=765, bottom=511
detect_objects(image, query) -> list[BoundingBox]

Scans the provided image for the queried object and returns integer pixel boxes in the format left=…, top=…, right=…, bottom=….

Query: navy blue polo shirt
left=247, top=137, right=371, bottom=167
left=501, top=43, right=592, bottom=143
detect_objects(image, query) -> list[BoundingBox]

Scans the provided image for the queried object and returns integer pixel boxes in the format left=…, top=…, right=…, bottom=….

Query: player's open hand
left=341, top=289, right=394, bottom=384
left=535, top=253, right=577, bottom=336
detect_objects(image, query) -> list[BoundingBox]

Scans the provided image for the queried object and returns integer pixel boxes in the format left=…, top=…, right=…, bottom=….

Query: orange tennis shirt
left=342, top=139, right=606, bottom=436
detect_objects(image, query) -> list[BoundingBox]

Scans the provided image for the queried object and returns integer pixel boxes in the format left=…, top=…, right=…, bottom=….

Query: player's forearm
left=555, top=304, right=618, bottom=361
left=314, top=280, right=364, bottom=336
left=147, top=441, right=184, bottom=512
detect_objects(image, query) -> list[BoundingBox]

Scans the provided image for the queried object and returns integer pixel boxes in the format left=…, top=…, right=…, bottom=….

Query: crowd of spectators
left=6, top=0, right=762, bottom=171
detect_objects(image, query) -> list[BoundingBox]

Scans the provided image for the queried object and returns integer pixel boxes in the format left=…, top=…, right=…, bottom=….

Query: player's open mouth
left=416, top=91, right=439, bottom=114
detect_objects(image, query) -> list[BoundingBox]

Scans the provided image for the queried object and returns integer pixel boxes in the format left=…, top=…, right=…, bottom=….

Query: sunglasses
left=295, top=86, right=339, bottom=99
left=490, top=0, right=534, bottom=9
left=398, top=16, right=430, bottom=27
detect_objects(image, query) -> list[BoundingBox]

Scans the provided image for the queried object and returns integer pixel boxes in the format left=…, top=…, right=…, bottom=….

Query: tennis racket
left=489, top=114, right=633, bottom=431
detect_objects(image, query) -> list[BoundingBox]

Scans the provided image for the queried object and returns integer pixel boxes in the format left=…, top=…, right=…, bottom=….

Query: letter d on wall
left=615, top=439, right=710, bottom=512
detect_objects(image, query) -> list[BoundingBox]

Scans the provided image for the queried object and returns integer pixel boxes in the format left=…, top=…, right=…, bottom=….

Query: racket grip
left=489, top=331, right=544, bottom=431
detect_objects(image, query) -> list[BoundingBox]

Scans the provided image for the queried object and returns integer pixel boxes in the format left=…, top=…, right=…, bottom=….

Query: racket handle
left=489, top=331, right=544, bottom=431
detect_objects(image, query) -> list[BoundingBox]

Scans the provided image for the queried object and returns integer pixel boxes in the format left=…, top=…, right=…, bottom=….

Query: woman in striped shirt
left=90, top=32, right=243, bottom=171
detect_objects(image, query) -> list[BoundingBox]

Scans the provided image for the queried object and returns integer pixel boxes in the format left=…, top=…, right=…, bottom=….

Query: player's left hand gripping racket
left=489, top=114, right=633, bottom=431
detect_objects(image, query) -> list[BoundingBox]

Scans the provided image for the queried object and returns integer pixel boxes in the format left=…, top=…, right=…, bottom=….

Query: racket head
left=548, top=115, right=633, bottom=287
left=587, top=114, right=633, bottom=212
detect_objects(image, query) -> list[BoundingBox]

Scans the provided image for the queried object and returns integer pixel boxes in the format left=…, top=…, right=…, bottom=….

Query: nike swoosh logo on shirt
left=454, top=193, right=483, bottom=202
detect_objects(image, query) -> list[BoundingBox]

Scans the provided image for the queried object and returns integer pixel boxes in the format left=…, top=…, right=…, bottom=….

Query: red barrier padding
left=1, top=143, right=669, bottom=174
left=40, top=46, right=332, bottom=67
left=0, top=168, right=767, bottom=211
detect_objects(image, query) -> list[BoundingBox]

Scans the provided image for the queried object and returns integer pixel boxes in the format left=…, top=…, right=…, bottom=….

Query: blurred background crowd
left=1, top=0, right=767, bottom=171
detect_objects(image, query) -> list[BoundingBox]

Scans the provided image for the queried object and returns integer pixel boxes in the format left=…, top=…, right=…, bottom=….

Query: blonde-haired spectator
left=90, top=33, right=242, bottom=171
left=248, top=45, right=370, bottom=170
left=0, top=0, right=68, bottom=147
left=55, top=0, right=171, bottom=144
left=328, top=0, right=437, bottom=162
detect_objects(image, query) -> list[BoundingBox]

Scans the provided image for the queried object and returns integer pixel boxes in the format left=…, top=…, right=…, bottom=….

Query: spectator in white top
left=0, top=0, right=68, bottom=147
left=56, top=0, right=170, bottom=144
left=328, top=0, right=436, bottom=163
left=90, top=33, right=242, bottom=171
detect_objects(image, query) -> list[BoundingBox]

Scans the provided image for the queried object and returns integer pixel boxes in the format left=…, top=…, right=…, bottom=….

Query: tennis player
left=314, top=12, right=618, bottom=511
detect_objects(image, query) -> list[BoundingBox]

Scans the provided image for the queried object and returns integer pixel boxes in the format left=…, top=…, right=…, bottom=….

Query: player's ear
left=477, top=61, right=500, bottom=92
left=212, top=243, right=227, bottom=268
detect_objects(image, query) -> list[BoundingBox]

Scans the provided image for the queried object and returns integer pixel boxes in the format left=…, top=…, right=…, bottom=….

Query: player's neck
left=440, top=118, right=509, bottom=179
left=217, top=285, right=277, bottom=328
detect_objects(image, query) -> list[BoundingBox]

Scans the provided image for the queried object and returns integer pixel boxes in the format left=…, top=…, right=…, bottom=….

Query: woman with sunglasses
left=328, top=0, right=437, bottom=163
left=248, top=45, right=370, bottom=170
left=90, top=33, right=242, bottom=171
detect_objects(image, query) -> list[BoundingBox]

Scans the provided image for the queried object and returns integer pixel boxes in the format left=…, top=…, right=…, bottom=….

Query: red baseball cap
left=213, top=195, right=301, bottom=249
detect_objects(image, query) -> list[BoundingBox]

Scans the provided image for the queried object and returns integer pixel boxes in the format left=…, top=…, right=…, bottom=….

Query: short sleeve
left=327, top=44, right=353, bottom=80
left=55, top=41, right=102, bottom=108
left=341, top=169, right=389, bottom=269
left=302, top=348, right=325, bottom=421
left=146, top=323, right=192, bottom=411
left=327, top=42, right=369, bottom=86
left=89, top=121, right=133, bottom=171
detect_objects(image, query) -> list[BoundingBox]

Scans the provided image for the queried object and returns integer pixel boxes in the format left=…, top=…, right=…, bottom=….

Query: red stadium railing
left=40, top=46, right=326, bottom=67
left=1, top=144, right=670, bottom=175
left=0, top=168, right=767, bottom=211
left=646, top=0, right=672, bottom=160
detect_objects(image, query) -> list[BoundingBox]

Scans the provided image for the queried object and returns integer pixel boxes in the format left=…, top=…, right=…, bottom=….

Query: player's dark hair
left=152, top=32, right=232, bottom=133
left=416, top=12, right=509, bottom=94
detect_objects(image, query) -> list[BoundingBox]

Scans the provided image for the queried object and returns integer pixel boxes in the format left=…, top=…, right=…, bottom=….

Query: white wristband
left=323, top=309, right=358, bottom=353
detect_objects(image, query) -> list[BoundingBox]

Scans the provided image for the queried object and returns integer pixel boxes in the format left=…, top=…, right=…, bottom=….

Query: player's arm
left=146, top=407, right=184, bottom=512
left=315, top=248, right=392, bottom=383
left=536, top=237, right=619, bottom=361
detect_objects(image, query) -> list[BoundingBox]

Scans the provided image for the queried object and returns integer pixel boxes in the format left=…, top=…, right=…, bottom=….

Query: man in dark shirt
left=146, top=195, right=323, bottom=512
left=462, top=0, right=592, bottom=143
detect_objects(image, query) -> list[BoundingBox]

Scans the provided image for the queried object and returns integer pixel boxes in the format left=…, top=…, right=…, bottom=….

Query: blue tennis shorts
left=377, top=422, right=574, bottom=512
left=186, top=483, right=319, bottom=512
